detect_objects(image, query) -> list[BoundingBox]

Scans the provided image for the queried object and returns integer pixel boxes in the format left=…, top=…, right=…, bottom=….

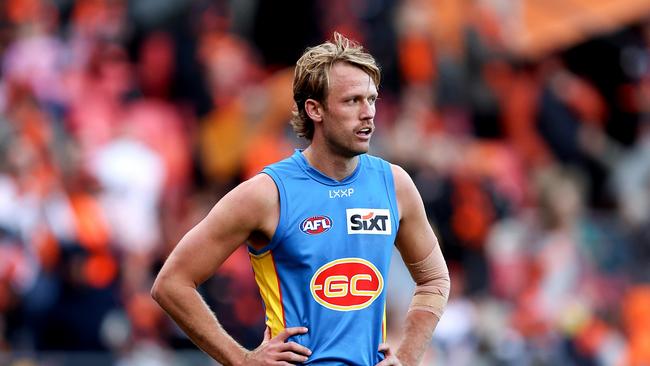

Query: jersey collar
left=292, top=149, right=364, bottom=186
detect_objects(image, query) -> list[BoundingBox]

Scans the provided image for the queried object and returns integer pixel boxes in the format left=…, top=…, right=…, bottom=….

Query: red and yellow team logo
left=310, top=258, right=384, bottom=311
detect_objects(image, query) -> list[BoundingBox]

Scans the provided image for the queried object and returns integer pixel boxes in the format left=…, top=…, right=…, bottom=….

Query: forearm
left=397, top=242, right=449, bottom=365
left=152, top=280, right=247, bottom=365
left=395, top=310, right=439, bottom=366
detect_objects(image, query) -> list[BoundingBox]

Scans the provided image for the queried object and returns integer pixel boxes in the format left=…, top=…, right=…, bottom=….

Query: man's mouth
left=356, top=127, right=373, bottom=137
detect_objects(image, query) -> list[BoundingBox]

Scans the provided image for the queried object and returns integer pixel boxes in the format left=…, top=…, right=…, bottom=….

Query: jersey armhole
left=382, top=161, right=400, bottom=237
left=248, top=168, right=287, bottom=255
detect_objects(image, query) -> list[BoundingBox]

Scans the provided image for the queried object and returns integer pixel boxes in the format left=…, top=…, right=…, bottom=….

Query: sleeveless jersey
left=249, top=149, right=399, bottom=365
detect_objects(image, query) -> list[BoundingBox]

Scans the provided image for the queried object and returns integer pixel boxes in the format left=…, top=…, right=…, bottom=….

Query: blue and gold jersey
left=249, top=150, right=399, bottom=365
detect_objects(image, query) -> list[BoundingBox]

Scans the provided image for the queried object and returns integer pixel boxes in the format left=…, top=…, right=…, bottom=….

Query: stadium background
left=1, top=0, right=650, bottom=365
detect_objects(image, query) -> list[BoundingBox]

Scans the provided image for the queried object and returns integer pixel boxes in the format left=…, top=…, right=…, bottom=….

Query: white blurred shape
left=90, top=138, right=165, bottom=254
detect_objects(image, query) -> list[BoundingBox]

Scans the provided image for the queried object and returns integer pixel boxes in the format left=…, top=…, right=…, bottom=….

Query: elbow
left=150, top=272, right=171, bottom=306
left=150, top=277, right=163, bottom=304
left=151, top=270, right=197, bottom=308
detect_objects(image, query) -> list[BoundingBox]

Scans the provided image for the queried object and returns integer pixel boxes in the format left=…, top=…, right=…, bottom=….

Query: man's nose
left=360, top=100, right=375, bottom=120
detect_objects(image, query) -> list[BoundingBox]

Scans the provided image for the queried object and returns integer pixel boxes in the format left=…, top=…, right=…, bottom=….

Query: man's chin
left=328, top=140, right=370, bottom=158
left=348, top=144, right=369, bottom=157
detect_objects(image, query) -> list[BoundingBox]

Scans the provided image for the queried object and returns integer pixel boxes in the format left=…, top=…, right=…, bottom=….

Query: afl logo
left=310, top=258, right=384, bottom=311
left=300, top=216, right=332, bottom=235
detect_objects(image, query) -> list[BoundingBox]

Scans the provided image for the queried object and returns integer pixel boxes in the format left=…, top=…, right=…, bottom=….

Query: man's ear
left=305, top=99, right=323, bottom=123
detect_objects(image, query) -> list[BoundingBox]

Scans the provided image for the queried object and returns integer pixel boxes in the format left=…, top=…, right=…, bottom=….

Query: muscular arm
left=151, top=174, right=278, bottom=365
left=391, top=165, right=450, bottom=366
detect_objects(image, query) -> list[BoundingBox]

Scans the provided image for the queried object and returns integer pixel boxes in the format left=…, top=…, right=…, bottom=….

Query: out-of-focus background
left=1, top=0, right=650, bottom=365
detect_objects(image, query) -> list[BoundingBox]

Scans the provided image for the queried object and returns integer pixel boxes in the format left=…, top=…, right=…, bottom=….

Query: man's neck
left=302, top=146, right=359, bottom=181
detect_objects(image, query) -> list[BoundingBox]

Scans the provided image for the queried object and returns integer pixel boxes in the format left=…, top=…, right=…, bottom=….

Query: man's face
left=318, top=62, right=378, bottom=158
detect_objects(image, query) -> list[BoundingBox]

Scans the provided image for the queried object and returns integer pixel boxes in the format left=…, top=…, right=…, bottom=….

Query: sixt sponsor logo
left=346, top=208, right=391, bottom=235
left=300, top=215, right=333, bottom=235
left=310, top=258, right=384, bottom=311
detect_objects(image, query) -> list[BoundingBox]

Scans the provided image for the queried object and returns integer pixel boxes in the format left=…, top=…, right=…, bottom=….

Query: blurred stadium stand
left=1, top=0, right=650, bottom=365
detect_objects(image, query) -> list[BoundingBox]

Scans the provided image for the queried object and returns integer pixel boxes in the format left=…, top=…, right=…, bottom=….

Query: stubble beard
left=322, top=126, right=368, bottom=159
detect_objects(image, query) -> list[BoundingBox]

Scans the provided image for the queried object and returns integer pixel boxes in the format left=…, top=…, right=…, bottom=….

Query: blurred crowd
left=1, top=0, right=650, bottom=365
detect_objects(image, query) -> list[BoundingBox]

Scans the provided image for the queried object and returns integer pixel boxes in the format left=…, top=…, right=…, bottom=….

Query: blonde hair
left=291, top=32, right=381, bottom=140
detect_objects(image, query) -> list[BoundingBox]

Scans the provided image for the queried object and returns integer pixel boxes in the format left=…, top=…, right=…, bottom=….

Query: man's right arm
left=151, top=174, right=310, bottom=365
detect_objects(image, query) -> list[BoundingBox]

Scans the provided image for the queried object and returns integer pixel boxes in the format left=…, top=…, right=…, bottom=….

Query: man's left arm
left=386, top=165, right=451, bottom=366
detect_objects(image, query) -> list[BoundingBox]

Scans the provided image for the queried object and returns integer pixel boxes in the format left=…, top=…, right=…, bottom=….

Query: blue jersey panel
left=250, top=150, right=399, bottom=365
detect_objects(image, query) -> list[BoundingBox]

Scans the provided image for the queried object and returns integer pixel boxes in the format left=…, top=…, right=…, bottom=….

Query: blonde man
left=152, top=32, right=449, bottom=366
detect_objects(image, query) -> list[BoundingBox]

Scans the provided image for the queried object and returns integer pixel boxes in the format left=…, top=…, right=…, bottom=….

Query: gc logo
left=309, top=258, right=384, bottom=311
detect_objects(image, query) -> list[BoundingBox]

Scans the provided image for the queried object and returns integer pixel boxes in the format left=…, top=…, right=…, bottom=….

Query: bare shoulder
left=216, top=173, right=279, bottom=228
left=390, top=163, right=421, bottom=220
left=389, top=165, right=437, bottom=261
left=229, top=173, right=279, bottom=207
left=390, top=163, right=415, bottom=188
